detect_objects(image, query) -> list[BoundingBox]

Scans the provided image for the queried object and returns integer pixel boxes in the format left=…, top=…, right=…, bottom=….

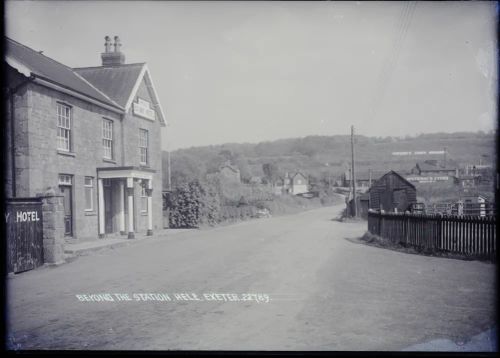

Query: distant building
left=274, top=172, right=309, bottom=195
left=460, top=194, right=491, bottom=217
left=369, top=171, right=417, bottom=213
left=348, top=192, right=370, bottom=219
left=290, top=172, right=308, bottom=195
left=249, top=176, right=262, bottom=185
left=411, top=160, right=458, bottom=177
left=453, top=175, right=481, bottom=188
left=218, top=163, right=241, bottom=183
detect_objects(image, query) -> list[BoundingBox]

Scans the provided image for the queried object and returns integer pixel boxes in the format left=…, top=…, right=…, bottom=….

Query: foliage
left=163, top=131, right=495, bottom=191
left=262, top=163, right=281, bottom=183
left=169, top=180, right=203, bottom=228
left=199, top=177, right=222, bottom=226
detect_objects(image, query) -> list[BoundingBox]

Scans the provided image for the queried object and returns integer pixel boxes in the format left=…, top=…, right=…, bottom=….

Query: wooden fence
left=367, top=210, right=496, bottom=260
left=5, top=198, right=44, bottom=273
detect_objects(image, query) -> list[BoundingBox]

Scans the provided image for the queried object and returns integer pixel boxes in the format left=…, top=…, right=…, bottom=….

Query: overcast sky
left=5, top=1, right=498, bottom=150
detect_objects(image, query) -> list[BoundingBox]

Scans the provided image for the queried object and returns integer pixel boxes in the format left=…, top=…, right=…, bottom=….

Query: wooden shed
left=369, top=170, right=417, bottom=213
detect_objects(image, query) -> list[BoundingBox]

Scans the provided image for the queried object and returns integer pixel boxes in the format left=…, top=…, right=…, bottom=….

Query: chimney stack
left=101, top=35, right=125, bottom=66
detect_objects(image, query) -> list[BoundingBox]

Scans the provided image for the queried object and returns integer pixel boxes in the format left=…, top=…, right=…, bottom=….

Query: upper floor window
left=57, top=103, right=72, bottom=151
left=102, top=119, right=114, bottom=160
left=139, top=129, right=149, bottom=165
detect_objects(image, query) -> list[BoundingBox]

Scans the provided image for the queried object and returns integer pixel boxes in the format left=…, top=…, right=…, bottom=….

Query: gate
left=5, top=198, right=44, bottom=273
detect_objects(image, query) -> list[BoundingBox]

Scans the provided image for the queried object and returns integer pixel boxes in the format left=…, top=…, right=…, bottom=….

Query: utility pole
left=351, top=125, right=357, bottom=217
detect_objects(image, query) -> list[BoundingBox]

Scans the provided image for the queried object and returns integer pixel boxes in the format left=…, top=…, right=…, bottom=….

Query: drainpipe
left=6, top=75, right=35, bottom=198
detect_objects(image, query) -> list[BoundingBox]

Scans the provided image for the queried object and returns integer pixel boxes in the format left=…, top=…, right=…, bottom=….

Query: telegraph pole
left=351, top=125, right=357, bottom=217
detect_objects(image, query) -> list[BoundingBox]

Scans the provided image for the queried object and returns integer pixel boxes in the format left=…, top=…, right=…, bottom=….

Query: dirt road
left=6, top=204, right=497, bottom=350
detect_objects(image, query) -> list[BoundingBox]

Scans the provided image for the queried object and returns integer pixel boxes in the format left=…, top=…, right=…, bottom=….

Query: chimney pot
left=101, top=35, right=125, bottom=66
left=114, top=36, right=122, bottom=53
left=104, top=36, right=112, bottom=53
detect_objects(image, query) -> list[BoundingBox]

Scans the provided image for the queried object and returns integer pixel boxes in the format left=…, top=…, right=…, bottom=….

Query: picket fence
left=367, top=210, right=496, bottom=260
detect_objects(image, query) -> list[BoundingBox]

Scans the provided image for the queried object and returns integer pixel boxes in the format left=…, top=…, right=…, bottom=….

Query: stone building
left=4, top=36, right=167, bottom=241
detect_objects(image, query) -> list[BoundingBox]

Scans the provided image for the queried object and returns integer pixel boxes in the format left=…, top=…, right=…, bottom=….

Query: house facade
left=275, top=172, right=309, bottom=195
left=290, top=172, right=308, bottom=195
left=4, top=36, right=166, bottom=241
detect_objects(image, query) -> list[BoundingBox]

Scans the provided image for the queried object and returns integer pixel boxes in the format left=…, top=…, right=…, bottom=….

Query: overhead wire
left=368, top=1, right=417, bottom=122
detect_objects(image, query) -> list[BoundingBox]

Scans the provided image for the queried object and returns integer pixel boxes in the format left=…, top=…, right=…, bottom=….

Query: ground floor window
left=84, top=177, right=94, bottom=211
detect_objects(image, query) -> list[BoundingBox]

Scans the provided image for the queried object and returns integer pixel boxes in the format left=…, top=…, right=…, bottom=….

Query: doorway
left=59, top=185, right=73, bottom=236
left=104, top=179, right=113, bottom=233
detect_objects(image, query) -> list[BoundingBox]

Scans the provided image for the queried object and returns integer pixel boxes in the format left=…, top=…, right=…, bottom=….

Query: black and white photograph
left=3, top=0, right=498, bottom=352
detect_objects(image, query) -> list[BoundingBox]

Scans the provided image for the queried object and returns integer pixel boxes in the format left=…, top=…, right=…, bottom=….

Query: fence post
left=37, top=187, right=66, bottom=265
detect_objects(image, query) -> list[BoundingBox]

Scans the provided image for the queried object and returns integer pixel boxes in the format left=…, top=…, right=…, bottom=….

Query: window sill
left=141, top=211, right=149, bottom=216
left=139, top=164, right=150, bottom=169
left=85, top=211, right=97, bottom=216
left=103, top=158, right=117, bottom=164
left=57, top=150, right=76, bottom=157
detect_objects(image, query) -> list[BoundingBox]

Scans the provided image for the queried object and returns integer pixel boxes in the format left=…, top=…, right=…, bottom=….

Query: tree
left=262, top=163, right=280, bottom=184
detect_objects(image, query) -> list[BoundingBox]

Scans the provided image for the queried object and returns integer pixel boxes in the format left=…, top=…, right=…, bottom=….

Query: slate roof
left=370, top=170, right=416, bottom=190
left=291, top=172, right=307, bottom=181
left=219, top=164, right=240, bottom=173
left=5, top=37, right=122, bottom=110
left=74, top=63, right=145, bottom=108
left=416, top=161, right=457, bottom=172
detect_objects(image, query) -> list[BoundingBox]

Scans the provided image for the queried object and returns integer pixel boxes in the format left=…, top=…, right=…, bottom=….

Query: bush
left=169, top=180, right=203, bottom=228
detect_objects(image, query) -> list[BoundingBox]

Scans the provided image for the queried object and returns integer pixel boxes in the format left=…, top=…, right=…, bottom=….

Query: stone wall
left=38, top=188, right=66, bottom=265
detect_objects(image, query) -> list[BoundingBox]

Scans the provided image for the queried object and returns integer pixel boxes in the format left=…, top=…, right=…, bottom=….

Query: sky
left=5, top=1, right=498, bottom=150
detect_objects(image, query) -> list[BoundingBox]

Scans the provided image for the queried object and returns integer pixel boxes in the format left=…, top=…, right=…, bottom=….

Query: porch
left=97, top=166, right=156, bottom=239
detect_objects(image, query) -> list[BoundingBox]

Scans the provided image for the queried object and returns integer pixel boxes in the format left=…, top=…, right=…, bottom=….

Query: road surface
left=6, top=204, right=497, bottom=351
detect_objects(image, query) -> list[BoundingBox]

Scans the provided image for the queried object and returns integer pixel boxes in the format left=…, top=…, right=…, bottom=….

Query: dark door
left=393, top=189, right=408, bottom=212
left=104, top=186, right=113, bottom=233
left=60, top=185, right=73, bottom=236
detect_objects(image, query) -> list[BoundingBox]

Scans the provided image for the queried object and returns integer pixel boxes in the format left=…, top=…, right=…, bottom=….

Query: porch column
left=146, top=179, right=153, bottom=236
left=119, top=180, right=126, bottom=235
left=98, top=178, right=105, bottom=238
left=127, top=177, right=135, bottom=239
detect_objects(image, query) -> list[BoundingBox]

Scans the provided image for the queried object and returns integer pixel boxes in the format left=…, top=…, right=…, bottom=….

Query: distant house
left=249, top=176, right=262, bottom=185
left=218, top=163, right=241, bottom=183
left=369, top=170, right=417, bottom=213
left=274, top=172, right=308, bottom=195
left=411, top=160, right=458, bottom=177
left=290, top=172, right=308, bottom=195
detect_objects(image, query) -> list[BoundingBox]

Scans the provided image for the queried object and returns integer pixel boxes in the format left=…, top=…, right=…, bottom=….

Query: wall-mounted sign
left=392, top=150, right=446, bottom=156
left=406, top=176, right=449, bottom=183
left=133, top=98, right=156, bottom=121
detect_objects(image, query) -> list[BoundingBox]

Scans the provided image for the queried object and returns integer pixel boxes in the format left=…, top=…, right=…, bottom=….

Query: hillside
left=162, top=131, right=496, bottom=189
